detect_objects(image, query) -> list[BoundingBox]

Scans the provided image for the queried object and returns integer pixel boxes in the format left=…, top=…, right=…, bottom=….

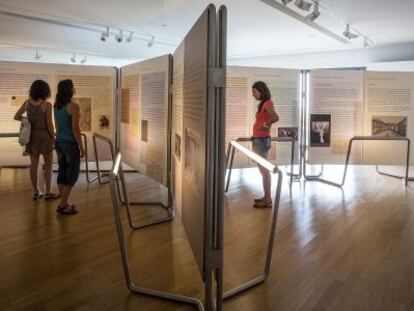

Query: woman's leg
left=59, top=185, right=73, bottom=206
left=258, top=164, right=271, bottom=202
left=43, top=151, right=54, bottom=193
left=55, top=141, right=67, bottom=200
left=29, top=154, right=40, bottom=194
left=58, top=142, right=80, bottom=212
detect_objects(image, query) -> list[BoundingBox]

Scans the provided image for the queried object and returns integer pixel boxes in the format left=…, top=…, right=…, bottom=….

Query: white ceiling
left=0, top=0, right=414, bottom=67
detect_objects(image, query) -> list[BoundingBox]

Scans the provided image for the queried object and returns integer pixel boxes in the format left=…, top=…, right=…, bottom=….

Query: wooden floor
left=0, top=165, right=413, bottom=310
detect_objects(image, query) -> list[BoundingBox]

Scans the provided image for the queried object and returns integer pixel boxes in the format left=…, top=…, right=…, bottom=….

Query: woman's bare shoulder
left=67, top=101, right=79, bottom=113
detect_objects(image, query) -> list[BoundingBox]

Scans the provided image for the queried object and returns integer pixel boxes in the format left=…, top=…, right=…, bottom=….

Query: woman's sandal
left=56, top=204, right=78, bottom=215
left=33, top=193, right=45, bottom=200
left=254, top=197, right=265, bottom=203
left=253, top=200, right=272, bottom=208
left=45, top=193, right=61, bottom=201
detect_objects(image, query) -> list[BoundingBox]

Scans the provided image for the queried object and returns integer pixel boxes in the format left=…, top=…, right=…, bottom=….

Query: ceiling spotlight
left=281, top=0, right=293, bottom=4
left=306, top=1, right=320, bottom=21
left=147, top=36, right=155, bottom=47
left=126, top=31, right=133, bottom=43
left=294, top=0, right=312, bottom=11
left=34, top=49, right=42, bottom=60
left=70, top=54, right=76, bottom=63
left=101, top=26, right=109, bottom=42
left=343, top=24, right=359, bottom=39
left=115, top=29, right=123, bottom=43
left=80, top=55, right=87, bottom=64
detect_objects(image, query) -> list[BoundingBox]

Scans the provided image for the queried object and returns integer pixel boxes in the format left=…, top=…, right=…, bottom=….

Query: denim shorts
left=55, top=140, right=80, bottom=186
left=252, top=137, right=271, bottom=159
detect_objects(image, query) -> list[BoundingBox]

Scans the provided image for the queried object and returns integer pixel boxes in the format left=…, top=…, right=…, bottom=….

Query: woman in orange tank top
left=251, top=81, right=279, bottom=208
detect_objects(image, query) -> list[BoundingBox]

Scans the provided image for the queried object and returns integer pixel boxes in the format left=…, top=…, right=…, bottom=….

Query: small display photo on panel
left=310, top=114, right=331, bottom=147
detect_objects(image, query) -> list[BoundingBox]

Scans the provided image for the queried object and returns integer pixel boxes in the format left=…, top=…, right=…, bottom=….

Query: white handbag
left=18, top=100, right=31, bottom=146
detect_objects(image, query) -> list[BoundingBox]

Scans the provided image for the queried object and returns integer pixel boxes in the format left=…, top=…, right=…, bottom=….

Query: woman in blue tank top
left=54, top=79, right=85, bottom=215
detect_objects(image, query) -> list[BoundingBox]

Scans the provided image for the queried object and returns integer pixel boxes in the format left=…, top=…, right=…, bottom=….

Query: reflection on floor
left=0, top=165, right=413, bottom=310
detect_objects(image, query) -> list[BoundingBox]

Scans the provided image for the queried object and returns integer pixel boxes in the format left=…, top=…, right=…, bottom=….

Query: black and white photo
left=310, top=114, right=331, bottom=147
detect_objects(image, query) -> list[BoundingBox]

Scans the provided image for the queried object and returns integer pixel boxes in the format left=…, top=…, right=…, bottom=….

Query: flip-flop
left=253, top=201, right=272, bottom=208
left=254, top=197, right=265, bottom=202
left=33, top=193, right=45, bottom=200
left=56, top=204, right=78, bottom=215
left=45, top=193, right=61, bottom=200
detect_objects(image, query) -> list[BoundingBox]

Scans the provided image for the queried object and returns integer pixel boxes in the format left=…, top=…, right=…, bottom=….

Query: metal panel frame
left=304, top=136, right=411, bottom=187
left=80, top=133, right=99, bottom=183
left=92, top=132, right=174, bottom=228
left=108, top=153, right=204, bottom=310
left=225, top=136, right=295, bottom=190
left=222, top=140, right=283, bottom=300
left=376, top=166, right=414, bottom=182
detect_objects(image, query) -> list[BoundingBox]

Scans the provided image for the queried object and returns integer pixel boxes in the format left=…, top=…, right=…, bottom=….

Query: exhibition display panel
left=109, top=5, right=227, bottom=311
left=226, top=66, right=301, bottom=168
left=0, top=61, right=116, bottom=166
left=120, top=55, right=171, bottom=186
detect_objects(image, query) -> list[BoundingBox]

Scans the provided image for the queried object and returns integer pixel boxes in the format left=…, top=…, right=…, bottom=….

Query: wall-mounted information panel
left=0, top=61, right=116, bottom=166
left=226, top=66, right=300, bottom=167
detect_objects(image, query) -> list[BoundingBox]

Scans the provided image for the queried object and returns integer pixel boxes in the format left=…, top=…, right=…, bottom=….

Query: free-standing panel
left=307, top=69, right=364, bottom=164
left=120, top=55, right=171, bottom=186
left=171, top=41, right=185, bottom=208
left=363, top=71, right=414, bottom=165
left=181, top=4, right=219, bottom=281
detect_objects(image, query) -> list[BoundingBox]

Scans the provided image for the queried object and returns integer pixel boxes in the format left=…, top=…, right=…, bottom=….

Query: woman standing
left=14, top=80, right=60, bottom=200
left=54, top=79, right=85, bottom=215
left=251, top=81, right=279, bottom=208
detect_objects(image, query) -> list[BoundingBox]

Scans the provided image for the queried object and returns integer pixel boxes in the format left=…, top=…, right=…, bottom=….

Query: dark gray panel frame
left=181, top=3, right=215, bottom=278
left=108, top=4, right=226, bottom=311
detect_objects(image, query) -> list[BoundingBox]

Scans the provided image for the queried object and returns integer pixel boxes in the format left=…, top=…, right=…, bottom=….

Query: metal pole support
left=225, top=137, right=295, bottom=192
left=108, top=154, right=204, bottom=310
left=223, top=169, right=283, bottom=300
left=304, top=136, right=411, bottom=187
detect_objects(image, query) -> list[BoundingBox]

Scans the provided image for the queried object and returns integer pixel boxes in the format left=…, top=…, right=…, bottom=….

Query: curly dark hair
left=252, top=81, right=271, bottom=112
left=29, top=80, right=51, bottom=101
left=55, top=79, right=74, bottom=109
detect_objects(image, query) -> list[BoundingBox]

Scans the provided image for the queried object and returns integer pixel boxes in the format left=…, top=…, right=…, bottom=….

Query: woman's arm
left=14, top=101, right=28, bottom=121
left=70, top=103, right=85, bottom=157
left=262, top=102, right=279, bottom=129
left=46, top=102, right=55, bottom=139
